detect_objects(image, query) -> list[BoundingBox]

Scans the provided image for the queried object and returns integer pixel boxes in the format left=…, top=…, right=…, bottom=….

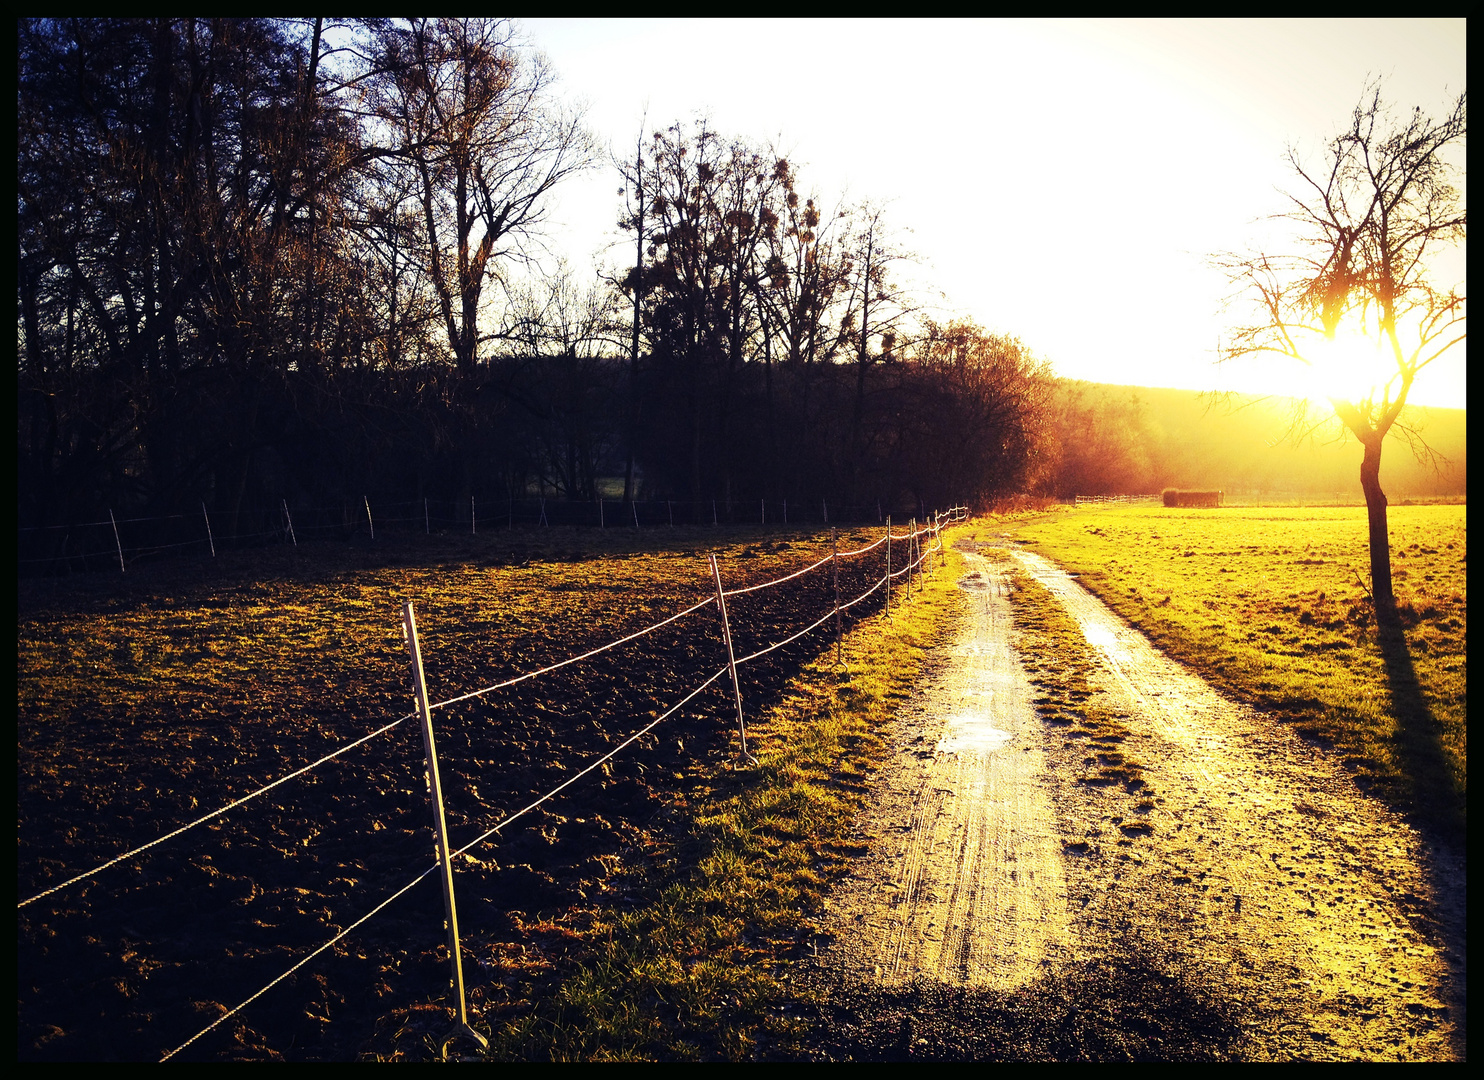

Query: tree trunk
left=624, top=146, right=644, bottom=505
left=1359, top=434, right=1396, bottom=623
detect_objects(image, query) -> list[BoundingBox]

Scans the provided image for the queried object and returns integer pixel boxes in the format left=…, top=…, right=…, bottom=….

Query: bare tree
left=614, top=117, right=650, bottom=503
left=1218, top=81, right=1466, bottom=621
left=367, top=18, right=593, bottom=372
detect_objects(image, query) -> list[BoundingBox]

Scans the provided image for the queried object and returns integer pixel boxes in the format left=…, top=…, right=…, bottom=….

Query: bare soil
left=17, top=537, right=895, bottom=1062
left=792, top=540, right=1466, bottom=1061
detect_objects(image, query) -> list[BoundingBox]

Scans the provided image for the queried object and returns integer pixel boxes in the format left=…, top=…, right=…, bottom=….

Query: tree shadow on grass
left=1376, top=617, right=1468, bottom=1062
left=1376, top=619, right=1462, bottom=840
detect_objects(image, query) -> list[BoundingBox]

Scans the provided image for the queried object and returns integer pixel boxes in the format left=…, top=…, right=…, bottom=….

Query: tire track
left=805, top=542, right=1464, bottom=1061
left=818, top=551, right=1071, bottom=991
left=1006, top=545, right=1465, bottom=1061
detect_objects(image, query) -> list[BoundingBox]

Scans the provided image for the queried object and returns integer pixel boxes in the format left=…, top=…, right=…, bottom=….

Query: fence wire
left=17, top=714, right=415, bottom=909
left=23, top=509, right=968, bottom=1060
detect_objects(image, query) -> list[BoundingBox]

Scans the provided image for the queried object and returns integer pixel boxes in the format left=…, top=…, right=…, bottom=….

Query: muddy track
left=800, top=541, right=1465, bottom=1061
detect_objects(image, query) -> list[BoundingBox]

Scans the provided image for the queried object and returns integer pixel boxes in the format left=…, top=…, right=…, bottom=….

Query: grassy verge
left=1007, top=504, right=1466, bottom=837
left=475, top=529, right=969, bottom=1061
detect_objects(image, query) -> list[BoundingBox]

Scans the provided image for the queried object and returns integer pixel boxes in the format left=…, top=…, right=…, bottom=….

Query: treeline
left=1047, top=382, right=1467, bottom=499
left=17, top=17, right=1054, bottom=539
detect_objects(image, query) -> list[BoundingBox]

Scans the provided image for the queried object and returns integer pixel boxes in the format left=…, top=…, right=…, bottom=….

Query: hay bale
left=1162, top=489, right=1224, bottom=508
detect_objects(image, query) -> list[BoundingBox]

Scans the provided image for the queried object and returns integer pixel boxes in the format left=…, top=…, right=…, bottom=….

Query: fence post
left=760, top=498, right=765, bottom=526
left=884, top=516, right=892, bottom=619
left=833, top=527, right=842, bottom=665
left=668, top=500, right=674, bottom=528
left=365, top=496, right=375, bottom=541
left=202, top=503, right=216, bottom=558
left=401, top=602, right=487, bottom=1053
left=109, top=510, right=125, bottom=572
left=713, top=499, right=718, bottom=526
left=920, top=519, right=927, bottom=583
left=783, top=499, right=787, bottom=525
left=425, top=498, right=430, bottom=535
left=905, top=518, right=913, bottom=596
left=632, top=500, right=640, bottom=530
left=282, top=500, right=297, bottom=546
left=823, top=498, right=828, bottom=524
left=599, top=497, right=605, bottom=531
left=708, top=554, right=754, bottom=765
left=471, top=496, right=476, bottom=536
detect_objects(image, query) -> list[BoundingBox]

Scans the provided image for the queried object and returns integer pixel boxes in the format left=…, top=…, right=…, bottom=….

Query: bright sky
left=516, top=18, right=1466, bottom=408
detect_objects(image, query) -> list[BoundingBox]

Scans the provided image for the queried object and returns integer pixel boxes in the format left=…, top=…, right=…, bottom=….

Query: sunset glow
left=1301, top=330, right=1399, bottom=407
left=519, top=17, right=1466, bottom=406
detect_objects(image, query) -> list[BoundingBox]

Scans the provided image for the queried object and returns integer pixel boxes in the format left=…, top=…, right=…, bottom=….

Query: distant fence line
left=17, top=494, right=955, bottom=577
left=19, top=508, right=969, bottom=1061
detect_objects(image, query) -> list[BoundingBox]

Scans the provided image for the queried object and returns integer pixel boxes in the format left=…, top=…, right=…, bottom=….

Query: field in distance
left=1006, top=504, right=1466, bottom=838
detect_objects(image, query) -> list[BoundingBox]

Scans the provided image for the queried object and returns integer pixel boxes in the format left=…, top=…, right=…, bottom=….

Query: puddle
left=935, top=712, right=1014, bottom=755
left=1078, top=621, right=1133, bottom=663
left=1080, top=622, right=1118, bottom=648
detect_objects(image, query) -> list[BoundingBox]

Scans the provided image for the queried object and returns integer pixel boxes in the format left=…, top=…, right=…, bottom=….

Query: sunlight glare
left=1302, top=330, right=1395, bottom=407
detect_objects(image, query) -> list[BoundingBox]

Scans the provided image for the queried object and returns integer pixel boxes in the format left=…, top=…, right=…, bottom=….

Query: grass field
left=18, top=522, right=959, bottom=1061
left=1005, top=504, right=1466, bottom=837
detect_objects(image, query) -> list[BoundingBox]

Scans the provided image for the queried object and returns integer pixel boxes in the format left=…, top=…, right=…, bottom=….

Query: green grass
left=477, top=532, right=969, bottom=1061
left=1006, top=504, right=1466, bottom=837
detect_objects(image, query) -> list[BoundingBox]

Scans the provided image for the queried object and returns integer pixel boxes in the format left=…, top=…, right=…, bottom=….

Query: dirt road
left=802, top=541, right=1465, bottom=1061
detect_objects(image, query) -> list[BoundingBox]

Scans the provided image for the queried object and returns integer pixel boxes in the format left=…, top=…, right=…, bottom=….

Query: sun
left=1299, top=328, right=1396, bottom=407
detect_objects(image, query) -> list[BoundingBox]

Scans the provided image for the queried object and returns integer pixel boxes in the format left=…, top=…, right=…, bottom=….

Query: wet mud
left=799, top=542, right=1465, bottom=1061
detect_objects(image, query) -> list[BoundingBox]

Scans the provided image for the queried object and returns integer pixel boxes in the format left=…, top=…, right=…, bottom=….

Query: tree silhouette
left=366, top=18, right=593, bottom=373
left=1218, top=81, right=1466, bottom=621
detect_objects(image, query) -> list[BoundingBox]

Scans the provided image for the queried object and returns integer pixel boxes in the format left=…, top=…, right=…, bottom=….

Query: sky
left=510, top=18, right=1466, bottom=408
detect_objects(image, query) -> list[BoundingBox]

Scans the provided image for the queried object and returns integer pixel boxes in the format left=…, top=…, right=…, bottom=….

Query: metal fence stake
left=885, top=516, right=892, bottom=619
left=282, top=500, right=297, bottom=546
left=401, top=602, right=487, bottom=1053
left=202, top=503, right=216, bottom=558
left=907, top=518, right=914, bottom=595
left=709, top=554, right=754, bottom=765
left=833, top=527, right=842, bottom=665
left=365, top=496, right=375, bottom=541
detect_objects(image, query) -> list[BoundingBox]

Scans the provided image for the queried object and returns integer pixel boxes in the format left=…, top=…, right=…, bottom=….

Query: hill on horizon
left=1048, top=379, right=1466, bottom=500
